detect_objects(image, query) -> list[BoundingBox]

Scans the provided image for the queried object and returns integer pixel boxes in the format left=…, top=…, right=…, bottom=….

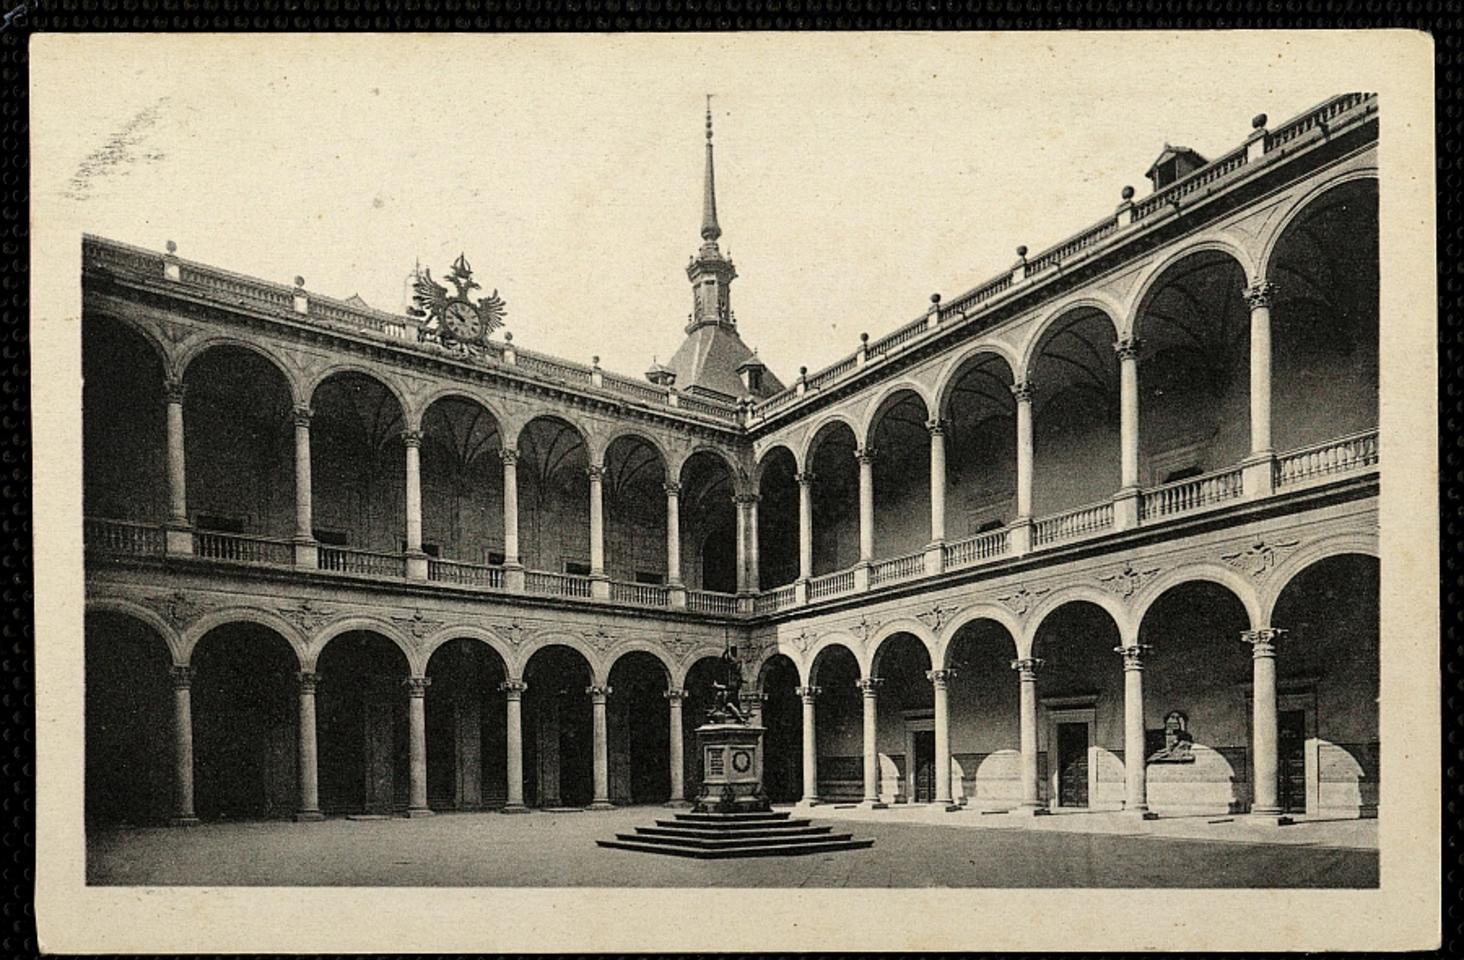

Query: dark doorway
left=913, top=730, right=935, bottom=803
left=1278, top=709, right=1307, bottom=814
left=1057, top=722, right=1089, bottom=808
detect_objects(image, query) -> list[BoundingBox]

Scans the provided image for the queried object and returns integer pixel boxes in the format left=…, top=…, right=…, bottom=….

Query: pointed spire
left=701, top=94, right=721, bottom=243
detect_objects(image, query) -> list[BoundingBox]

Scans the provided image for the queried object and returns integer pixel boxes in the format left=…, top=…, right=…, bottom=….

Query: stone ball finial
left=504, top=331, right=513, bottom=342
left=592, top=355, right=601, bottom=366
left=1016, top=245, right=1028, bottom=258
left=930, top=293, right=941, bottom=304
left=1121, top=185, right=1135, bottom=201
left=860, top=332, right=869, bottom=343
left=1252, top=113, right=1268, bottom=130
left=294, top=276, right=305, bottom=288
left=165, top=240, right=177, bottom=254
left=799, top=365, right=808, bottom=377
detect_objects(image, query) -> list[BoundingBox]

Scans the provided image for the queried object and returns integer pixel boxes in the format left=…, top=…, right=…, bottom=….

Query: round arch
left=413, top=387, right=509, bottom=439
left=1258, top=169, right=1379, bottom=280
left=800, top=414, right=862, bottom=465
left=305, top=617, right=416, bottom=673
left=677, top=444, right=745, bottom=489
left=754, top=442, right=801, bottom=486
left=1021, top=585, right=1133, bottom=657
left=936, top=604, right=1023, bottom=667
left=1126, top=234, right=1260, bottom=336
left=1016, top=294, right=1125, bottom=380
left=181, top=607, right=308, bottom=668
left=1261, top=533, right=1380, bottom=625
left=866, top=620, right=937, bottom=678
left=418, top=625, right=514, bottom=678
left=671, top=645, right=728, bottom=689
left=805, top=635, right=862, bottom=685
left=592, top=426, right=673, bottom=473
left=1132, top=564, right=1264, bottom=634
left=178, top=337, right=304, bottom=407
left=932, top=345, right=1020, bottom=422
left=306, top=365, right=414, bottom=428
left=85, top=597, right=185, bottom=665
left=86, top=310, right=175, bottom=378
left=860, top=380, right=935, bottom=446
left=602, top=642, right=676, bottom=688
left=514, top=633, right=605, bottom=682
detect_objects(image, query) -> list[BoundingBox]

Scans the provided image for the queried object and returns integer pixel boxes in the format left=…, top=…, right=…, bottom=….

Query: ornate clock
left=410, top=253, right=507, bottom=348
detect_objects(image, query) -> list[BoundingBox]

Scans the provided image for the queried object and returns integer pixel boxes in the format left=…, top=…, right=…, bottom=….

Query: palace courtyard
left=87, top=806, right=1378, bottom=888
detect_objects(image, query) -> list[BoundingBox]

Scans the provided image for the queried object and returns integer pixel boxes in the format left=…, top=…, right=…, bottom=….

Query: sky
left=36, top=33, right=1377, bottom=383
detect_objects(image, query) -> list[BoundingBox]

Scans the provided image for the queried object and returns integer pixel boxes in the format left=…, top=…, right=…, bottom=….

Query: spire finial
left=701, top=95, right=721, bottom=243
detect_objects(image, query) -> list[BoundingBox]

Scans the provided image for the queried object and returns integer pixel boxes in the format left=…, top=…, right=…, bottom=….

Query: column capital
left=926, top=417, right=949, bottom=436
left=292, top=406, right=314, bottom=428
left=164, top=377, right=187, bottom=404
left=732, top=491, right=760, bottom=506
left=1243, top=280, right=1278, bottom=309
left=400, top=429, right=422, bottom=448
left=169, top=664, right=195, bottom=689
left=585, top=464, right=607, bottom=482
left=663, top=480, right=683, bottom=497
left=403, top=676, right=432, bottom=696
left=1010, top=380, right=1036, bottom=404
left=296, top=670, right=321, bottom=694
left=498, top=445, right=519, bottom=467
left=796, top=684, right=821, bottom=701
left=499, top=678, right=528, bottom=698
left=926, top=668, right=957, bottom=686
left=739, top=690, right=767, bottom=707
left=586, top=684, right=612, bottom=702
left=1242, top=627, right=1287, bottom=658
left=855, top=445, right=877, bottom=465
left=1114, top=643, right=1153, bottom=671
left=663, top=687, right=687, bottom=703
left=1010, top=657, right=1045, bottom=679
left=855, top=677, right=883, bottom=696
left=796, top=470, right=818, bottom=488
left=1113, top=336, right=1144, bottom=362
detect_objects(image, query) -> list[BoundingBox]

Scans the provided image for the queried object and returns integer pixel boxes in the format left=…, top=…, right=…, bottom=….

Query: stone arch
left=304, top=616, right=417, bottom=673
left=1258, top=168, right=1379, bottom=281
left=1132, top=563, right=1264, bottom=634
left=1261, top=532, right=1380, bottom=625
left=306, top=364, right=414, bottom=428
left=805, top=635, right=862, bottom=685
left=84, top=597, right=185, bottom=665
left=512, top=631, right=605, bottom=682
left=936, top=604, right=1023, bottom=668
left=1126, top=233, right=1259, bottom=336
left=86, top=309, right=175, bottom=378
left=591, top=426, right=673, bottom=473
left=181, top=607, right=308, bottom=669
left=800, top=413, right=862, bottom=464
left=866, top=619, right=937, bottom=678
left=933, top=344, right=1020, bottom=422
left=754, top=442, right=802, bottom=485
left=178, top=336, right=304, bottom=407
left=603, top=642, right=676, bottom=688
left=415, top=387, right=509, bottom=441
left=671, top=645, right=728, bottom=689
left=677, top=443, right=746, bottom=490
left=1021, top=585, right=1133, bottom=657
left=860, top=380, right=935, bottom=446
left=418, top=624, right=514, bottom=678
left=1016, top=293, right=1125, bottom=380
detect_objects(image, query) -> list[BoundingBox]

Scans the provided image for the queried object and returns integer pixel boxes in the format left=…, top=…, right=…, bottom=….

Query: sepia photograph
left=31, top=31, right=1438, bottom=953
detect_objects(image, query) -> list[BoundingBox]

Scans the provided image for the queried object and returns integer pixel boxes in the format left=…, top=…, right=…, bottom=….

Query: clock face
left=443, top=300, right=482, bottom=340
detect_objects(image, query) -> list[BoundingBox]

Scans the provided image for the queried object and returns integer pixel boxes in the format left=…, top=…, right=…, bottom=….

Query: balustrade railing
left=1140, top=466, right=1245, bottom=521
left=192, top=530, right=295, bottom=566
left=754, top=584, right=797, bottom=614
left=318, top=546, right=407, bottom=578
left=610, top=580, right=670, bottom=607
left=808, top=568, right=857, bottom=601
left=676, top=393, right=741, bottom=422
left=84, top=517, right=165, bottom=558
left=427, top=558, right=506, bottom=589
left=805, top=356, right=858, bottom=390
left=870, top=550, right=926, bottom=587
left=687, top=590, right=739, bottom=615
left=1274, top=429, right=1379, bottom=489
left=865, top=317, right=929, bottom=361
left=943, top=528, right=1009, bottom=571
left=1033, top=501, right=1114, bottom=548
left=525, top=569, right=594, bottom=599
left=1265, top=92, right=1371, bottom=152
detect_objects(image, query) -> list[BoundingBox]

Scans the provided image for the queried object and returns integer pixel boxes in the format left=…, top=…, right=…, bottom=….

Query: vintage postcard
left=30, top=31, right=1438, bottom=953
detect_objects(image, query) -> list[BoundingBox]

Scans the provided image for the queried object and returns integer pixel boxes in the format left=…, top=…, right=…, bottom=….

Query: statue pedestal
left=692, top=721, right=770, bottom=814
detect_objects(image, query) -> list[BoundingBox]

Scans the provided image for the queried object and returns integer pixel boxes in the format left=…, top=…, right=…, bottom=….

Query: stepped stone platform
left=597, top=809, right=875, bottom=859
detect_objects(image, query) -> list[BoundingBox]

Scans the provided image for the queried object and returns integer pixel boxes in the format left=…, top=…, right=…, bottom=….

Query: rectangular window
left=485, top=550, right=506, bottom=566
left=634, top=571, right=665, bottom=586
left=313, top=528, right=349, bottom=546
left=400, top=540, right=441, bottom=557
left=196, top=513, right=247, bottom=534
left=565, top=560, right=592, bottom=577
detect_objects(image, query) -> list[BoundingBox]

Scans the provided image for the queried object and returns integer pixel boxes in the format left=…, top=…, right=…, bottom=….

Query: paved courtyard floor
left=87, top=804, right=1377, bottom=888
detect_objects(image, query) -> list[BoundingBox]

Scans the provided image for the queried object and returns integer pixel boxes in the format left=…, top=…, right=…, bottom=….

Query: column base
left=406, top=806, right=435, bottom=818
left=499, top=803, right=530, bottom=815
left=169, top=815, right=200, bottom=827
left=404, top=550, right=429, bottom=580
left=794, top=579, right=810, bottom=605
left=1247, top=808, right=1294, bottom=826
left=1008, top=518, right=1032, bottom=556
left=1113, top=486, right=1141, bottom=531
left=293, top=810, right=325, bottom=822
left=667, top=584, right=687, bottom=610
left=938, top=802, right=963, bottom=813
left=502, top=564, right=525, bottom=593
left=923, top=542, right=945, bottom=576
left=663, top=799, right=693, bottom=809
left=587, top=800, right=616, bottom=811
left=854, top=799, right=888, bottom=810
left=1123, top=807, right=1159, bottom=820
left=793, top=798, right=822, bottom=812
left=589, top=576, right=611, bottom=601
left=1008, top=804, right=1049, bottom=817
left=852, top=563, right=871, bottom=592
left=293, top=538, right=319, bottom=569
left=1241, top=451, right=1276, bottom=499
left=164, top=525, right=194, bottom=556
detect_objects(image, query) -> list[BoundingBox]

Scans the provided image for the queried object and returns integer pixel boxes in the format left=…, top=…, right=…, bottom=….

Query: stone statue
left=708, top=644, right=748, bottom=724
left=1147, top=709, right=1195, bottom=763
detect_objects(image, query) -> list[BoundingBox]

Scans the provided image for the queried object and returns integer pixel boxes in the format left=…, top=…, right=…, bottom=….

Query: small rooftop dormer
left=1145, top=144, right=1208, bottom=191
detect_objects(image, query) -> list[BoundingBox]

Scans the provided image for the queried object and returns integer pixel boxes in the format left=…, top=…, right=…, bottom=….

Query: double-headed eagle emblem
left=410, top=253, right=507, bottom=348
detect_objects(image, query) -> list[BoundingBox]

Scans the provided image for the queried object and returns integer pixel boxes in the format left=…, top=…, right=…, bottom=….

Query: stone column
left=1116, top=644, right=1155, bottom=818
left=1011, top=657, right=1045, bottom=815
left=402, top=430, right=427, bottom=579
left=169, top=665, right=198, bottom=825
left=856, top=678, right=884, bottom=808
left=295, top=671, right=323, bottom=821
left=588, top=685, right=614, bottom=809
left=1244, top=628, right=1288, bottom=821
left=404, top=677, right=432, bottom=816
left=499, top=447, right=521, bottom=572
left=665, top=688, right=687, bottom=805
left=1244, top=281, right=1278, bottom=497
left=1113, top=338, right=1142, bottom=530
left=499, top=679, right=528, bottom=813
left=927, top=418, right=948, bottom=543
left=747, top=493, right=761, bottom=592
left=163, top=379, right=193, bottom=555
left=1010, top=381, right=1035, bottom=554
left=929, top=668, right=957, bottom=809
left=796, top=471, right=815, bottom=598
left=292, top=407, right=317, bottom=568
left=664, top=482, right=682, bottom=586
left=732, top=493, right=751, bottom=594
left=796, top=685, right=821, bottom=806
left=587, top=465, right=609, bottom=599
left=856, top=446, right=876, bottom=565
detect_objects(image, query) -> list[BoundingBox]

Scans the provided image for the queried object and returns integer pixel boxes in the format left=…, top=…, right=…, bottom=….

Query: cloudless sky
left=41, top=33, right=1368, bottom=382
